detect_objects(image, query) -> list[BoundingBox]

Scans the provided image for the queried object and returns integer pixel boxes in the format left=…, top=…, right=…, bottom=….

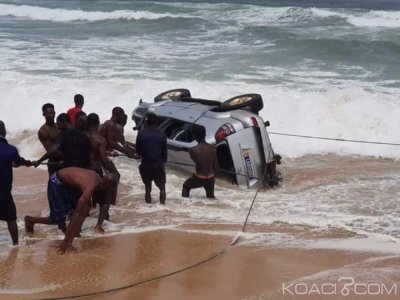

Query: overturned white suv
left=132, top=89, right=281, bottom=189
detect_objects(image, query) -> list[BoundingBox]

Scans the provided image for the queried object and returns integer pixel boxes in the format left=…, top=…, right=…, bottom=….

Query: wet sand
left=1, top=167, right=400, bottom=299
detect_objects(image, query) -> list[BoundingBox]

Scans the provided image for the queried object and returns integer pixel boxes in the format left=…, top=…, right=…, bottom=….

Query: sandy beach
left=0, top=167, right=399, bottom=300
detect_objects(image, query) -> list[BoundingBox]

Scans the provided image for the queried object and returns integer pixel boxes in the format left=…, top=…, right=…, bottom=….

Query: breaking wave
left=0, top=4, right=185, bottom=22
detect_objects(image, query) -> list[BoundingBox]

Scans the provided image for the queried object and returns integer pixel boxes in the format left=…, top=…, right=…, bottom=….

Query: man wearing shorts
left=25, top=167, right=118, bottom=254
left=135, top=113, right=167, bottom=204
left=0, top=121, right=31, bottom=245
left=182, top=126, right=217, bottom=199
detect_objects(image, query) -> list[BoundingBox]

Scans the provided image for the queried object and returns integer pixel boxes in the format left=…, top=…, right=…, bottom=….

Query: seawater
left=0, top=0, right=400, bottom=253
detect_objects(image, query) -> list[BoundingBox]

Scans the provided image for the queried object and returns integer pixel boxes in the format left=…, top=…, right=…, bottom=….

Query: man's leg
left=182, top=175, right=201, bottom=198
left=204, top=177, right=216, bottom=199
left=140, top=165, right=152, bottom=203
left=24, top=216, right=54, bottom=236
left=93, top=190, right=109, bottom=233
left=154, top=166, right=166, bottom=205
left=159, top=185, right=166, bottom=205
left=7, top=220, right=18, bottom=245
left=95, top=203, right=110, bottom=234
left=145, top=182, right=152, bottom=203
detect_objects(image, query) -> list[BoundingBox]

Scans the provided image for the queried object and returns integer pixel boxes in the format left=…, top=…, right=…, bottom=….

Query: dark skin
left=33, top=120, right=70, bottom=167
left=25, top=168, right=117, bottom=254
left=0, top=124, right=32, bottom=245
left=99, top=113, right=135, bottom=158
left=38, top=107, right=59, bottom=151
left=86, top=124, right=120, bottom=233
left=189, top=139, right=217, bottom=178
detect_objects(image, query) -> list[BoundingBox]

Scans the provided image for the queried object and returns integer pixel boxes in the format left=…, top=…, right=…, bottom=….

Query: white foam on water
left=309, top=235, right=400, bottom=254
left=0, top=4, right=188, bottom=22
left=2, top=74, right=399, bottom=159
left=312, top=7, right=400, bottom=28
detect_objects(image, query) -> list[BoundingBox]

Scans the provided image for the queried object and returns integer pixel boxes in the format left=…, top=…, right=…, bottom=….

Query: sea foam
left=0, top=4, right=185, bottom=22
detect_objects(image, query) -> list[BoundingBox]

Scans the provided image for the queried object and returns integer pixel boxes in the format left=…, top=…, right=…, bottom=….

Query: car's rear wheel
left=221, top=94, right=263, bottom=113
left=154, top=88, right=191, bottom=102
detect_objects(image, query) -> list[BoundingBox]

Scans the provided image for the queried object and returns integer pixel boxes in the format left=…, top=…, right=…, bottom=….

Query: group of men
left=0, top=94, right=217, bottom=254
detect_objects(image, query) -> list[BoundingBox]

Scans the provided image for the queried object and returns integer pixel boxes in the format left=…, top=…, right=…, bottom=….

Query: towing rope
left=269, top=131, right=400, bottom=146
left=33, top=186, right=261, bottom=300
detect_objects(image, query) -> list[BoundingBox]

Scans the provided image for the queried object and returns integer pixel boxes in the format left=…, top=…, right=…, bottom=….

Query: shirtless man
left=86, top=113, right=120, bottom=233
left=116, top=113, right=135, bottom=152
left=182, top=126, right=217, bottom=198
left=37, top=103, right=61, bottom=175
left=25, top=167, right=117, bottom=254
left=99, top=107, right=135, bottom=158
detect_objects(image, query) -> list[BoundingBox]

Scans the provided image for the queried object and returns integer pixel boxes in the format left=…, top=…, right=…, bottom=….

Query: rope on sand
left=33, top=182, right=262, bottom=300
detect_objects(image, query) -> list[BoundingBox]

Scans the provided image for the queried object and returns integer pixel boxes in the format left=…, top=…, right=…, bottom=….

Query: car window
left=175, top=124, right=195, bottom=142
left=159, top=119, right=195, bottom=142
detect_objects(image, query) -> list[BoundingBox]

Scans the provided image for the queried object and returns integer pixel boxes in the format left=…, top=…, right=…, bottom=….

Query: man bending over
left=25, top=167, right=117, bottom=254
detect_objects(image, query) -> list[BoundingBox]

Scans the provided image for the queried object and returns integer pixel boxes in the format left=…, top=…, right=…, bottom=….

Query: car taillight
left=215, top=123, right=235, bottom=142
left=251, top=116, right=259, bottom=127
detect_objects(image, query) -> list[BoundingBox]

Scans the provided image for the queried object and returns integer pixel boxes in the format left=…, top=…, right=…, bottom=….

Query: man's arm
left=58, top=189, right=92, bottom=254
left=161, top=135, right=167, bottom=163
left=98, top=138, right=119, bottom=174
left=106, top=125, right=133, bottom=156
left=33, top=143, right=61, bottom=167
left=135, top=131, right=143, bottom=156
left=12, top=148, right=31, bottom=167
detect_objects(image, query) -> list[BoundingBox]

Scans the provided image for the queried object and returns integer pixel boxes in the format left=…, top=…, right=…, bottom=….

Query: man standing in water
left=38, top=103, right=62, bottom=175
left=86, top=113, right=120, bottom=233
left=135, top=113, right=167, bottom=204
left=99, top=107, right=135, bottom=158
left=182, top=126, right=217, bottom=199
left=0, top=121, right=31, bottom=245
left=67, top=94, right=85, bottom=128
left=24, top=167, right=117, bottom=254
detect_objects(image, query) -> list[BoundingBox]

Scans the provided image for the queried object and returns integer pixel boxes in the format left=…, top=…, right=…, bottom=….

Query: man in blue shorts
left=24, top=167, right=117, bottom=254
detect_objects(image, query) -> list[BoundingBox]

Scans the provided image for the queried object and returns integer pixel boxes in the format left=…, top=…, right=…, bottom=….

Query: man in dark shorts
left=24, top=167, right=118, bottom=254
left=0, top=121, right=31, bottom=245
left=182, top=126, right=217, bottom=199
left=135, top=113, right=167, bottom=204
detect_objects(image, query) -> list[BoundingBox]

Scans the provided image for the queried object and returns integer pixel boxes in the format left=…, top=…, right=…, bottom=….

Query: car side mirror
left=264, top=121, right=270, bottom=127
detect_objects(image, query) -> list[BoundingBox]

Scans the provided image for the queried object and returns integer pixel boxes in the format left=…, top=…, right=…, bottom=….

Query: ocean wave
left=203, top=4, right=400, bottom=28
left=0, top=4, right=186, bottom=22
left=312, top=8, right=400, bottom=28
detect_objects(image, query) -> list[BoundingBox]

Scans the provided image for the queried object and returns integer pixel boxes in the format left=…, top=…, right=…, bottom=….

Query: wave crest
left=0, top=4, right=183, bottom=22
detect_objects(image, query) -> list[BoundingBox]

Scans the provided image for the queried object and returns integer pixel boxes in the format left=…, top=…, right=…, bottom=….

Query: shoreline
left=1, top=167, right=399, bottom=299
left=1, top=228, right=399, bottom=300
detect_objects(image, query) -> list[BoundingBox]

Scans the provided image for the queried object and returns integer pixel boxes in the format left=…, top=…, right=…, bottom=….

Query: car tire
left=154, top=89, right=191, bottom=102
left=220, top=94, right=263, bottom=113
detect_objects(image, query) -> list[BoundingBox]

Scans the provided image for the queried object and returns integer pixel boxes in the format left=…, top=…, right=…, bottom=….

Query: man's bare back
left=189, top=143, right=217, bottom=178
left=87, top=130, right=108, bottom=174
